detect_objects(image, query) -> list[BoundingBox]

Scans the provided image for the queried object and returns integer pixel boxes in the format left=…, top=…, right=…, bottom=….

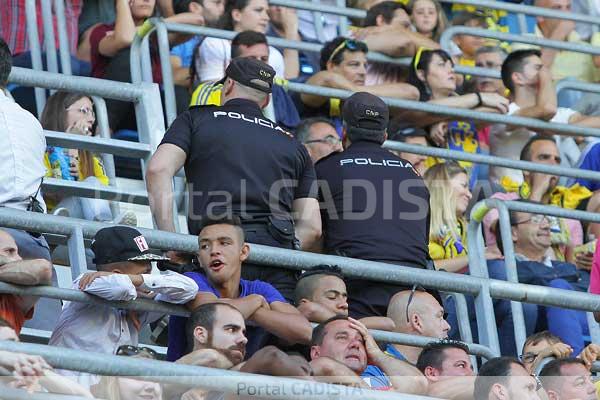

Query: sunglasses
left=519, top=352, right=538, bottom=364
left=66, top=106, right=95, bottom=118
left=327, top=39, right=365, bottom=64
left=116, top=345, right=158, bottom=359
left=405, top=284, right=426, bottom=323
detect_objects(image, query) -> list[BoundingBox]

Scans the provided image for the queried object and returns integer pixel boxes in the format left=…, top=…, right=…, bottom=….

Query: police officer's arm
left=350, top=318, right=428, bottom=395
left=250, top=301, right=313, bottom=344
left=292, top=198, right=322, bottom=251
left=146, top=143, right=187, bottom=232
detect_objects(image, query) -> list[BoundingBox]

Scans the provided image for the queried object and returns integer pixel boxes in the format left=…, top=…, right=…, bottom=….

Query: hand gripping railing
left=469, top=199, right=600, bottom=357
left=0, top=341, right=441, bottom=400
left=4, top=209, right=600, bottom=357
left=441, top=26, right=600, bottom=59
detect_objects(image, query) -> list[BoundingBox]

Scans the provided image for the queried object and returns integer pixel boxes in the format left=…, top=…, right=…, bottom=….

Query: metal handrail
left=0, top=281, right=494, bottom=359
left=0, top=341, right=440, bottom=400
left=469, top=199, right=600, bottom=355
left=5, top=209, right=600, bottom=354
left=383, top=141, right=600, bottom=182
left=283, top=81, right=600, bottom=139
left=441, top=26, right=600, bottom=57
left=269, top=0, right=600, bottom=27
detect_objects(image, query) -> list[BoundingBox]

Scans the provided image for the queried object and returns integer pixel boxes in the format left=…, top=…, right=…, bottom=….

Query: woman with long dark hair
left=41, top=91, right=136, bottom=226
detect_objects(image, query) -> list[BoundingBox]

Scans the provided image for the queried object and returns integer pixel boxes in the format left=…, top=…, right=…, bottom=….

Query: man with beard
left=167, top=216, right=311, bottom=361
left=165, top=302, right=312, bottom=400
left=309, top=316, right=427, bottom=394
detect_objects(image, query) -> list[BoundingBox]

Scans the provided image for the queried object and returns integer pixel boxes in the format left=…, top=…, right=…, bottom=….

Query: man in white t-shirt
left=490, top=49, right=600, bottom=184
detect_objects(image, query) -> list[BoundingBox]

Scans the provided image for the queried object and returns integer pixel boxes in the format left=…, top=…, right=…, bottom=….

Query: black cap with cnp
left=219, top=57, right=275, bottom=94
left=342, top=92, right=389, bottom=132
left=91, top=226, right=169, bottom=265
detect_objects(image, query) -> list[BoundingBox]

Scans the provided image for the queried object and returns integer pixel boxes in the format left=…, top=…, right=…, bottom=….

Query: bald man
left=0, top=229, right=52, bottom=334
left=384, top=289, right=450, bottom=364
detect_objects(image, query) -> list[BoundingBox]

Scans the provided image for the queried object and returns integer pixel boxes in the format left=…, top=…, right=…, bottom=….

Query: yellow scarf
left=499, top=176, right=592, bottom=209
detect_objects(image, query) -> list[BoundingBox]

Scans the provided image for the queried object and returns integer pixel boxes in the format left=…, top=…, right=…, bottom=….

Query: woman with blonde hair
left=424, top=161, right=500, bottom=273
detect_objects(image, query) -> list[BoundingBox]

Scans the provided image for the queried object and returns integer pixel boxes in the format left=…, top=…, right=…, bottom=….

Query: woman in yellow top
left=41, top=92, right=135, bottom=225
left=424, top=161, right=499, bottom=273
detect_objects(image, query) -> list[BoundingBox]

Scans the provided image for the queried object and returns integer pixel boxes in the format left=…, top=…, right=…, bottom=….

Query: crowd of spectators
left=3, top=0, right=600, bottom=399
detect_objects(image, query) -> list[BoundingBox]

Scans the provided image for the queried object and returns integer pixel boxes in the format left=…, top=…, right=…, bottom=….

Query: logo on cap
left=365, top=109, right=379, bottom=117
left=259, top=69, right=272, bottom=78
left=133, top=235, right=149, bottom=252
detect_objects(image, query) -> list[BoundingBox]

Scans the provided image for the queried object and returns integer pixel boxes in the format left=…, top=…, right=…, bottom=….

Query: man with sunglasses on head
left=49, top=226, right=198, bottom=387
left=491, top=202, right=591, bottom=356
left=295, top=118, right=343, bottom=163
left=296, top=37, right=419, bottom=133
left=362, top=288, right=450, bottom=390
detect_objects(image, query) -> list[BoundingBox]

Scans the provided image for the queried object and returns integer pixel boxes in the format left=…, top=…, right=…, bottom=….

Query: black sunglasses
left=116, top=345, right=158, bottom=359
left=406, top=284, right=426, bottom=323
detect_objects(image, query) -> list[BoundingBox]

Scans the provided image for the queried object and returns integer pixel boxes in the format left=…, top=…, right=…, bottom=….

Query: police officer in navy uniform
left=315, top=92, right=431, bottom=318
left=146, top=57, right=321, bottom=301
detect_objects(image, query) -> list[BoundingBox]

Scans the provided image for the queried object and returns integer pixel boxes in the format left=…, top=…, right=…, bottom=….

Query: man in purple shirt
left=168, top=216, right=312, bottom=361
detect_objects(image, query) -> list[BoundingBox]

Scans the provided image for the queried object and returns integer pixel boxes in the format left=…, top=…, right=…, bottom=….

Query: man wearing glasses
left=474, top=357, right=542, bottom=400
left=492, top=203, right=591, bottom=356
left=295, top=118, right=343, bottom=163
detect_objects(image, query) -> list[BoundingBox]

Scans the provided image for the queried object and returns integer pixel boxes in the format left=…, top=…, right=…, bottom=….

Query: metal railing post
left=67, top=226, right=87, bottom=279
left=440, top=26, right=600, bottom=57
left=154, top=19, right=178, bottom=126
left=25, top=0, right=47, bottom=116
left=53, top=0, right=72, bottom=75
left=466, top=213, right=501, bottom=356
left=90, top=96, right=120, bottom=217
left=490, top=200, right=527, bottom=353
left=40, top=0, right=59, bottom=75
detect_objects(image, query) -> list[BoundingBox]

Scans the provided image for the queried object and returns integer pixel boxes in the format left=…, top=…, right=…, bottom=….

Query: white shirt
left=196, top=37, right=285, bottom=83
left=489, top=102, right=577, bottom=184
left=298, top=8, right=340, bottom=42
left=49, top=271, right=198, bottom=386
left=0, top=90, right=47, bottom=211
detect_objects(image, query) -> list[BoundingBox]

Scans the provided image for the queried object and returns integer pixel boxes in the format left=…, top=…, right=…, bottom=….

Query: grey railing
left=0, top=341, right=440, bottom=400
left=7, top=67, right=165, bottom=223
left=441, top=26, right=600, bottom=58
left=557, top=80, right=600, bottom=97
left=268, top=0, right=600, bottom=31
left=469, top=200, right=600, bottom=355
left=283, top=81, right=600, bottom=139
left=4, top=208, right=600, bottom=357
left=383, top=142, right=600, bottom=183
